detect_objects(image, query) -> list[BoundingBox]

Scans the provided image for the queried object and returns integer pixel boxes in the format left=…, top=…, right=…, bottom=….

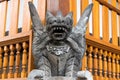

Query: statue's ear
left=73, top=3, right=93, bottom=34
left=46, top=11, right=54, bottom=19
left=65, top=12, right=73, bottom=19
left=28, top=1, right=44, bottom=35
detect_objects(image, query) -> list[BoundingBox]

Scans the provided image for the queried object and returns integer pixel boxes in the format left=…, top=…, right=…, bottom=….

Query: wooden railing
left=0, top=0, right=119, bottom=80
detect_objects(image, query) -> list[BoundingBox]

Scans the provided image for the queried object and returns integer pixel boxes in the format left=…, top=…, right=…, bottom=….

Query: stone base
left=43, top=77, right=76, bottom=80
left=35, top=77, right=87, bottom=80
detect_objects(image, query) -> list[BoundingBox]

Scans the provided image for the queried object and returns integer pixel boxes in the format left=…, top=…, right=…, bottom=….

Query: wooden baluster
left=2, top=46, right=9, bottom=79
left=8, top=45, right=15, bottom=78
left=98, top=49, right=103, bottom=79
left=21, top=42, right=28, bottom=78
left=81, top=45, right=87, bottom=70
left=111, top=54, right=116, bottom=80
left=14, top=43, right=21, bottom=78
left=116, top=55, right=119, bottom=79
left=108, top=52, right=112, bottom=80
left=93, top=48, right=98, bottom=80
left=87, top=46, right=93, bottom=73
left=103, top=51, right=108, bottom=80
left=0, top=47, right=3, bottom=79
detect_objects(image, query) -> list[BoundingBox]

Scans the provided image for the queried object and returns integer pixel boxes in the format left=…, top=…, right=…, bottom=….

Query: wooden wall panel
left=0, top=1, right=7, bottom=37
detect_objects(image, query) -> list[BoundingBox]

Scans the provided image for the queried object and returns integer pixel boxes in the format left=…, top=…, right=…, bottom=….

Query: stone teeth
left=59, top=27, right=61, bottom=30
left=54, top=27, right=56, bottom=30
left=62, top=28, right=65, bottom=31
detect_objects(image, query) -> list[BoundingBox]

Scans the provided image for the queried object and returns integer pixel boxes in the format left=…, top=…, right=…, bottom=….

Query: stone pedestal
left=44, top=77, right=76, bottom=80
left=35, top=77, right=87, bottom=80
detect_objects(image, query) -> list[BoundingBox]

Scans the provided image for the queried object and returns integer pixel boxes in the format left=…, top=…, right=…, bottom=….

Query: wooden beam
left=96, top=0, right=120, bottom=15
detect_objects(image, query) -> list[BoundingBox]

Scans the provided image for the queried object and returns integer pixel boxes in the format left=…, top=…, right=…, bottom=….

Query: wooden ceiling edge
left=0, top=30, right=32, bottom=46
left=86, top=35, right=120, bottom=55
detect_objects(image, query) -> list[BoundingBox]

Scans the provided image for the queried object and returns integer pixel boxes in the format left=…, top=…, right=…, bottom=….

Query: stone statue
left=28, top=2, right=93, bottom=80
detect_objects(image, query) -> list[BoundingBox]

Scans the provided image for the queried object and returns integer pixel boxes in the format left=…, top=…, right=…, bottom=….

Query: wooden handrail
left=0, top=30, right=31, bottom=46
left=0, top=78, right=26, bottom=80
left=96, top=0, right=120, bottom=15
left=86, top=34, right=120, bottom=54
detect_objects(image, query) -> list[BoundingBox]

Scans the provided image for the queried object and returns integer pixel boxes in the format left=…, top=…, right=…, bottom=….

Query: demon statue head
left=28, top=2, right=93, bottom=80
left=46, top=11, right=73, bottom=41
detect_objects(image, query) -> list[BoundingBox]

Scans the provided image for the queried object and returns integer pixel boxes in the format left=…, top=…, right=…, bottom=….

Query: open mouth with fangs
left=49, top=25, right=69, bottom=40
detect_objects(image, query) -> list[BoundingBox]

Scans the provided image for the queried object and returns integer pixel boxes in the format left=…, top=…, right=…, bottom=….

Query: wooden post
left=14, top=43, right=21, bottom=78
left=92, top=0, right=99, bottom=38
left=93, top=48, right=98, bottom=80
left=102, top=0, right=109, bottom=42
left=9, top=0, right=20, bottom=35
left=8, top=45, right=15, bottom=78
left=0, top=47, right=3, bottom=79
left=21, top=42, right=28, bottom=78
left=108, top=52, right=112, bottom=80
left=2, top=46, right=9, bottom=79
left=98, top=49, right=103, bottom=79
left=103, top=51, right=108, bottom=80
left=87, top=46, right=93, bottom=73
left=69, top=0, right=77, bottom=25
left=111, top=0, right=118, bottom=45
left=0, top=1, right=7, bottom=38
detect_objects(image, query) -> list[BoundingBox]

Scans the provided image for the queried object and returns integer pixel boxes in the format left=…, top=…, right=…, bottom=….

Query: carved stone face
left=46, top=11, right=73, bottom=41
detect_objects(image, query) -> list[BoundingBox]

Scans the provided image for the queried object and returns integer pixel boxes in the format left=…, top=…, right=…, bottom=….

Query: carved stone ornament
left=28, top=2, right=93, bottom=80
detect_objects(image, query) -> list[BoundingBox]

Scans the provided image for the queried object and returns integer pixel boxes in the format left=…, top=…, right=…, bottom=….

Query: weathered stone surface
left=44, top=77, right=76, bottom=80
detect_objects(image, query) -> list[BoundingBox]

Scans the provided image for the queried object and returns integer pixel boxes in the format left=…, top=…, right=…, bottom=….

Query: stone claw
left=77, top=70, right=93, bottom=80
